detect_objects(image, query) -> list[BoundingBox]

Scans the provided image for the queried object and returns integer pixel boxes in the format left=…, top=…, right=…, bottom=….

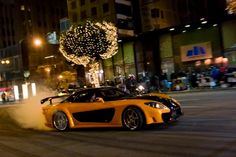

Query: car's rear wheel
left=53, top=111, right=69, bottom=131
left=122, top=107, right=145, bottom=131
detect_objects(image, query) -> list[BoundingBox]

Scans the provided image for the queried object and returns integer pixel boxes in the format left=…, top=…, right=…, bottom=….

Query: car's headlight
left=144, top=102, right=168, bottom=109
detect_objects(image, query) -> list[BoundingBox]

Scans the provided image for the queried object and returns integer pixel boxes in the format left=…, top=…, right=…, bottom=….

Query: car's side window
left=99, top=89, right=121, bottom=101
left=73, top=91, right=95, bottom=103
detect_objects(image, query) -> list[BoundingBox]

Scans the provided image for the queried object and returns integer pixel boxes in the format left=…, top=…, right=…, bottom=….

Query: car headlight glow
left=144, top=102, right=168, bottom=109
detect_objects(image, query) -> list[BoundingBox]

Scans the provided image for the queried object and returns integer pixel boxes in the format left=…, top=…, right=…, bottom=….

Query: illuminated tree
left=226, top=0, right=236, bottom=14
left=59, top=20, right=118, bottom=87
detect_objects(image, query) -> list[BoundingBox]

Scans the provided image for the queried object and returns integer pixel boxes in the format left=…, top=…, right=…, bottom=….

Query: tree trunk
left=89, top=62, right=100, bottom=87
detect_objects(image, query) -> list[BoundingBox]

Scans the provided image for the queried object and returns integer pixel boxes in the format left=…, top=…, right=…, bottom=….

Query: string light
left=95, top=21, right=118, bottom=59
left=226, top=0, right=236, bottom=14
left=59, top=20, right=118, bottom=67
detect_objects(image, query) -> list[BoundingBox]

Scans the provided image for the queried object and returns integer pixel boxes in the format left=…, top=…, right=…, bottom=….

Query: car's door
left=67, top=90, right=115, bottom=124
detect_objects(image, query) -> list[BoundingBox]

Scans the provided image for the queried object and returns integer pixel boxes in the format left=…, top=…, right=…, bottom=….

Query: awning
left=0, top=87, right=13, bottom=92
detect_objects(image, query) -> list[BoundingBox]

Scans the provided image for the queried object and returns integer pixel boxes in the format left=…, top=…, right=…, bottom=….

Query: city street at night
left=0, top=89, right=236, bottom=157
left=0, top=0, right=236, bottom=156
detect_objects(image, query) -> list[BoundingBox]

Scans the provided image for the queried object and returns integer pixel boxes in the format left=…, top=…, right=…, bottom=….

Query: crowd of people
left=55, top=65, right=233, bottom=96
left=103, top=65, right=232, bottom=94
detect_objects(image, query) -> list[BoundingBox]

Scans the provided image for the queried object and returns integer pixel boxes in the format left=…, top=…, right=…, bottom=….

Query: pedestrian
left=210, top=66, right=219, bottom=84
left=190, top=72, right=198, bottom=88
left=160, top=72, right=169, bottom=92
left=151, top=74, right=160, bottom=92
left=1, top=92, right=6, bottom=103
left=126, top=74, right=137, bottom=94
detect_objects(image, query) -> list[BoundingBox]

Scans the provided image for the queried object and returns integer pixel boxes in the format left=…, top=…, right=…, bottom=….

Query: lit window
left=20, top=5, right=25, bottom=11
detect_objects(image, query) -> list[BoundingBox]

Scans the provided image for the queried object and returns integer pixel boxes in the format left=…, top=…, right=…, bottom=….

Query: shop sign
left=180, top=42, right=212, bottom=62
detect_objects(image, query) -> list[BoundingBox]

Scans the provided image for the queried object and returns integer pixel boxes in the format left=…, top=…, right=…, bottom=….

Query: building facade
left=139, top=0, right=180, bottom=32
left=0, top=0, right=73, bottom=88
left=136, top=0, right=236, bottom=81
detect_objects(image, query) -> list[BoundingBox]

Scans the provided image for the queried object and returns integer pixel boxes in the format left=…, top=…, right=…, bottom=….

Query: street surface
left=0, top=89, right=236, bottom=157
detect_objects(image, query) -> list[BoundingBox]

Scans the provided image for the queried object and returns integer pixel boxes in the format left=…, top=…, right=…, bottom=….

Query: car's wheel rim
left=53, top=112, right=68, bottom=131
left=123, top=108, right=141, bottom=130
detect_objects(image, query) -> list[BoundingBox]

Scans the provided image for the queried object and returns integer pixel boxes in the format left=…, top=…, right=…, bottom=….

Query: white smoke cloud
left=8, top=85, right=56, bottom=130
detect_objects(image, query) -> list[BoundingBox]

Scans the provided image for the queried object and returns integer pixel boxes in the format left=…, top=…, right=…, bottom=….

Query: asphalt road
left=0, top=89, right=236, bottom=157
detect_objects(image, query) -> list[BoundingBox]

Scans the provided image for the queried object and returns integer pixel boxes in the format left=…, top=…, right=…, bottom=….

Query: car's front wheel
left=122, top=107, right=145, bottom=131
left=53, top=111, right=69, bottom=131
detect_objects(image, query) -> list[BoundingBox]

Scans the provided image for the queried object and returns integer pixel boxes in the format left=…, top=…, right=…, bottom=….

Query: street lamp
left=1, top=59, right=10, bottom=64
left=23, top=70, right=30, bottom=83
left=5, top=60, right=10, bottom=64
left=33, top=38, right=43, bottom=47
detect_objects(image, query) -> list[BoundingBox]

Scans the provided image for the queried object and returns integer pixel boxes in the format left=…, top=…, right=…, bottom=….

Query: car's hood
left=142, top=93, right=171, bottom=99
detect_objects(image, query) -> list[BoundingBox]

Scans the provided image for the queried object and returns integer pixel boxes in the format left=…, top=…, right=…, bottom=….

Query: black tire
left=53, top=111, right=69, bottom=131
left=122, top=107, right=145, bottom=131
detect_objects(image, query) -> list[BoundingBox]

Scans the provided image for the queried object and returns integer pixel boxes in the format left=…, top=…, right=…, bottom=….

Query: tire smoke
left=7, top=86, right=56, bottom=130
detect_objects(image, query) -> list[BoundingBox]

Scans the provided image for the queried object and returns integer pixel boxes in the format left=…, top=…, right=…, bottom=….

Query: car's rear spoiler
left=40, top=95, right=69, bottom=104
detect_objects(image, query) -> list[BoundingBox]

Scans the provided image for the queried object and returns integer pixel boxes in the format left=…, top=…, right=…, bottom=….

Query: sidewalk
left=0, top=100, right=24, bottom=107
left=164, top=86, right=236, bottom=94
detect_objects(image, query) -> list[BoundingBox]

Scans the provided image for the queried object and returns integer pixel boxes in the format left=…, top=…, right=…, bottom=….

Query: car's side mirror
left=95, top=97, right=104, bottom=103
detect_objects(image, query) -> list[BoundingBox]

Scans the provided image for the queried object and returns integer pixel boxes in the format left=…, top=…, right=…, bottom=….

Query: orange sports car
left=41, top=87, right=171, bottom=131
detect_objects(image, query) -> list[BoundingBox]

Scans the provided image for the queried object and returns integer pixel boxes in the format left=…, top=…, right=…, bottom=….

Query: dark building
left=177, top=0, right=227, bottom=24
left=0, top=0, right=72, bottom=88
left=0, top=0, right=68, bottom=48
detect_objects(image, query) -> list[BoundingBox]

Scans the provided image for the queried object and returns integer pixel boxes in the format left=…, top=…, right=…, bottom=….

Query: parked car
left=41, top=87, right=171, bottom=131
left=224, top=67, right=236, bottom=86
